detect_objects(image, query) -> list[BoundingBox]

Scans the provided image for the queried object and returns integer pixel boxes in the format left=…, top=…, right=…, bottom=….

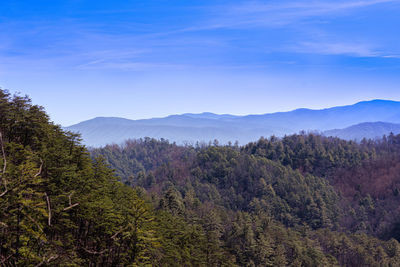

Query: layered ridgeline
left=67, top=100, right=400, bottom=147
left=3, top=89, right=400, bottom=266
left=324, top=122, right=400, bottom=141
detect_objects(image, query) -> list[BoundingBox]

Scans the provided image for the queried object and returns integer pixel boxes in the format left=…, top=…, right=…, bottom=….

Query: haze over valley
left=67, top=99, right=400, bottom=147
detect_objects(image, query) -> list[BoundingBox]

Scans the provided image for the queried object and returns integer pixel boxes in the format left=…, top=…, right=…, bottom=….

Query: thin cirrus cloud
left=183, top=0, right=400, bottom=30
left=76, top=60, right=187, bottom=72
left=131, top=0, right=400, bottom=63
left=1, top=0, right=399, bottom=72
left=292, top=42, right=392, bottom=58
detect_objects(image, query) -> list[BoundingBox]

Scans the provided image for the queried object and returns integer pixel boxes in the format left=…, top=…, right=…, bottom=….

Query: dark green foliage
left=242, top=134, right=376, bottom=177
left=0, top=90, right=200, bottom=265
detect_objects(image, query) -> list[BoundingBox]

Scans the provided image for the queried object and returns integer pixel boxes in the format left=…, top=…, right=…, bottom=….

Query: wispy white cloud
left=184, top=0, right=400, bottom=31
left=290, top=41, right=400, bottom=58
left=75, top=60, right=187, bottom=71
left=293, top=41, right=378, bottom=57
left=232, top=0, right=398, bottom=14
left=382, top=55, right=400, bottom=59
left=176, top=0, right=400, bottom=59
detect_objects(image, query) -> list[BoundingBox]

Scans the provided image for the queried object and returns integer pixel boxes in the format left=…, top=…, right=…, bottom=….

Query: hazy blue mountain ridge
left=324, top=122, right=400, bottom=141
left=65, top=99, right=400, bottom=147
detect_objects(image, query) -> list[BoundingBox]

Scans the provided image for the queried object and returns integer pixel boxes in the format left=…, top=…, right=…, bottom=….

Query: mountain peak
left=354, top=99, right=400, bottom=105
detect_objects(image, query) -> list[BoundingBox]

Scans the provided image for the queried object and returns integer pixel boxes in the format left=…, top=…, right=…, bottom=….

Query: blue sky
left=1, top=0, right=400, bottom=126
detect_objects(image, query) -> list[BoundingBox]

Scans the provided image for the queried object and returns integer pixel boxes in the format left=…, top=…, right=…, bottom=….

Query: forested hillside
left=93, top=134, right=400, bottom=266
left=2, top=88, right=400, bottom=266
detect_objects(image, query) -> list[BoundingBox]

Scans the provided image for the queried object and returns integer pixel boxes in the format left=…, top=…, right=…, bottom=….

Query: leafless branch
left=35, top=255, right=59, bottom=267
left=63, top=203, right=79, bottom=211
left=63, top=191, right=79, bottom=211
left=0, top=189, right=8, bottom=197
left=34, top=158, right=43, bottom=178
left=0, top=158, right=44, bottom=198
left=111, top=225, right=129, bottom=240
left=0, top=254, right=13, bottom=264
left=0, top=132, right=6, bottom=177
left=68, top=191, right=74, bottom=206
left=45, top=192, right=51, bottom=226
left=0, top=131, right=8, bottom=197
left=82, top=248, right=108, bottom=255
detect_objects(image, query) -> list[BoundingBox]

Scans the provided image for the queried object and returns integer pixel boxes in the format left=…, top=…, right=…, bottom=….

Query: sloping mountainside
left=324, top=122, right=400, bottom=141
left=66, top=99, right=400, bottom=147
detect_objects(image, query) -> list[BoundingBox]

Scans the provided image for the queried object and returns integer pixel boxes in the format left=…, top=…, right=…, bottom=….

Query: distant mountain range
left=65, top=99, right=400, bottom=147
left=324, top=122, right=400, bottom=141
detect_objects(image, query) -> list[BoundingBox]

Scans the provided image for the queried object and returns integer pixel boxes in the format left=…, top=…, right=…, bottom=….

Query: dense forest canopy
left=92, top=129, right=400, bottom=265
left=2, top=88, right=400, bottom=266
